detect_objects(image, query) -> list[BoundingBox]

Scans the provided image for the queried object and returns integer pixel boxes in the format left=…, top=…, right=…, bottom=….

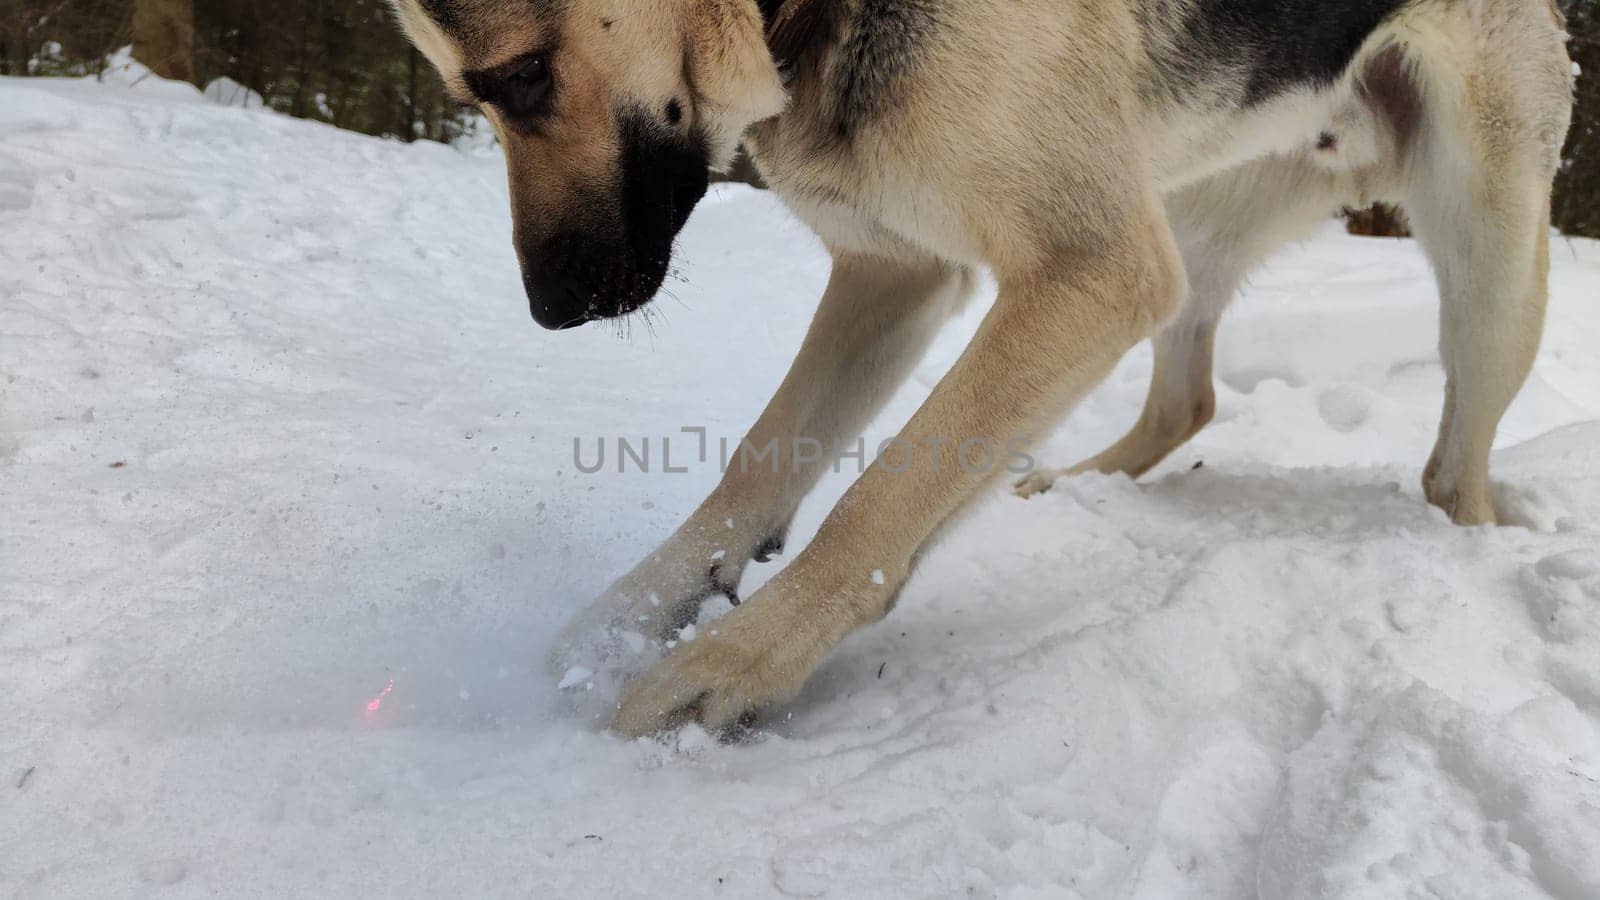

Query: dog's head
left=390, top=0, right=785, bottom=329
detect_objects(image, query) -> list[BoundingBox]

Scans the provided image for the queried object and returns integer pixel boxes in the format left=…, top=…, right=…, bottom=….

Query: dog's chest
left=747, top=121, right=989, bottom=264
left=749, top=2, right=984, bottom=261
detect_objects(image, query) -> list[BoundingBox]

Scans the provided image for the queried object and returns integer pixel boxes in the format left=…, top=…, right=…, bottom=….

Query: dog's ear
left=683, top=0, right=787, bottom=170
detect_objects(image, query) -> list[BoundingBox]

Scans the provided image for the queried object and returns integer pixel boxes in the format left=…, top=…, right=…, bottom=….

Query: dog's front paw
left=609, top=597, right=822, bottom=737
left=549, top=556, right=742, bottom=683
left=549, top=518, right=781, bottom=686
left=549, top=609, right=660, bottom=685
left=546, top=578, right=707, bottom=724
left=548, top=588, right=666, bottom=680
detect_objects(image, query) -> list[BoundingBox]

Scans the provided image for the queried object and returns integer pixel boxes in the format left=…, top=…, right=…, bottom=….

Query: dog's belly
left=765, top=90, right=1392, bottom=269
left=1147, top=79, right=1389, bottom=193
left=769, top=79, right=1396, bottom=268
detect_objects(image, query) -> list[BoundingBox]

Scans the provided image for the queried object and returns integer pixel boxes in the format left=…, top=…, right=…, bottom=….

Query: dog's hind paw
left=1013, top=469, right=1066, bottom=499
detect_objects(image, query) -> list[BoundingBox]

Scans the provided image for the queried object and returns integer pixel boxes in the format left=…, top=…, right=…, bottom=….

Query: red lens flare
left=365, top=678, right=396, bottom=714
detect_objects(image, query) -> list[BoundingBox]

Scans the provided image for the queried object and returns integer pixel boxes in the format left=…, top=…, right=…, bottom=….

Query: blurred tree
left=1555, top=0, right=1598, bottom=237
left=184, top=0, right=472, bottom=142
left=3, top=1, right=72, bottom=75
left=132, top=0, right=192, bottom=82
left=2, top=1, right=130, bottom=77
left=0, top=0, right=1594, bottom=236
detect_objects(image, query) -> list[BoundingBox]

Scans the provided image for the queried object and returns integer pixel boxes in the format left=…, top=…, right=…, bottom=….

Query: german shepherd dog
left=387, top=0, right=1573, bottom=736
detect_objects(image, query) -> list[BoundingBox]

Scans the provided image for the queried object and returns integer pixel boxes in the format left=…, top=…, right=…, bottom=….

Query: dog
left=387, top=0, right=1573, bottom=736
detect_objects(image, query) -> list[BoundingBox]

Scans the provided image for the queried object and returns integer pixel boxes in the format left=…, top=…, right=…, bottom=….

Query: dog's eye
left=502, top=56, right=552, bottom=118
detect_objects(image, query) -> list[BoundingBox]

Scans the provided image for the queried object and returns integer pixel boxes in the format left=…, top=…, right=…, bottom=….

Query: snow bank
left=202, top=77, right=264, bottom=110
left=2, top=73, right=1599, bottom=898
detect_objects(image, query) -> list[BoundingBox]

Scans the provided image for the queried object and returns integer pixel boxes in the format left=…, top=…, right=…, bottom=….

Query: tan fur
left=390, top=0, right=1573, bottom=736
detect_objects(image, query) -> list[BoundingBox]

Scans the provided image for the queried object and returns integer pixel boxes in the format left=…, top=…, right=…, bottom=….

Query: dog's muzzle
left=513, top=113, right=711, bottom=332
left=523, top=270, right=597, bottom=331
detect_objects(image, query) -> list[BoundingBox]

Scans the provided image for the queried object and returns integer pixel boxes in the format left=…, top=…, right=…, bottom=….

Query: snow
left=3, top=72, right=1600, bottom=899
left=201, top=77, right=264, bottom=110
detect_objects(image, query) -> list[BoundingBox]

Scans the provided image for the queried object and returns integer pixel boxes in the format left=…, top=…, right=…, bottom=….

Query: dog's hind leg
left=1014, top=258, right=1228, bottom=494
left=1396, top=24, right=1571, bottom=524
left=1411, top=200, right=1551, bottom=526
left=1017, top=156, right=1350, bottom=496
left=550, top=252, right=970, bottom=686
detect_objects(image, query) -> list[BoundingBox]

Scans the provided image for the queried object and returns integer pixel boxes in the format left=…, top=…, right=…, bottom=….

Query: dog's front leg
left=612, top=230, right=1187, bottom=736
left=551, top=253, right=970, bottom=694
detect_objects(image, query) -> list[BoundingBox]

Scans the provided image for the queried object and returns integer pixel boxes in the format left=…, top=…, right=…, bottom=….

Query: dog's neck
left=760, top=0, right=833, bottom=71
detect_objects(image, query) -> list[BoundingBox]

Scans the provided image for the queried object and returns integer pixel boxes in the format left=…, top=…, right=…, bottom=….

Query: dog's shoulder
left=763, top=0, right=943, bottom=138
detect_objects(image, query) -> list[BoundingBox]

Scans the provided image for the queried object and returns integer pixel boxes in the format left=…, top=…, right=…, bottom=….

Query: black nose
left=523, top=271, right=594, bottom=331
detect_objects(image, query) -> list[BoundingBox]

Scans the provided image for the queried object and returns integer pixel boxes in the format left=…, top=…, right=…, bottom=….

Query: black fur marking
left=620, top=112, right=707, bottom=247
left=752, top=535, right=785, bottom=564
left=757, top=0, right=786, bottom=25
left=521, top=111, right=707, bottom=329
left=761, top=0, right=840, bottom=74
left=761, top=0, right=943, bottom=134
left=1166, top=0, right=1408, bottom=105
left=666, top=99, right=684, bottom=126
left=706, top=563, right=741, bottom=605
left=467, top=54, right=555, bottom=124
left=419, top=0, right=566, bottom=41
left=721, top=711, right=764, bottom=743
left=1358, top=45, right=1423, bottom=149
left=833, top=0, right=940, bottom=135
left=610, top=112, right=707, bottom=310
left=418, top=0, right=465, bottom=36
left=663, top=595, right=703, bottom=632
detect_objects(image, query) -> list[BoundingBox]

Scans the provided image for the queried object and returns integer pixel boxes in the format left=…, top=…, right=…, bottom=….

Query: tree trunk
left=1553, top=2, right=1598, bottom=237
left=0, top=25, right=15, bottom=76
left=132, top=0, right=195, bottom=83
left=405, top=45, right=419, bottom=142
left=0, top=9, right=36, bottom=77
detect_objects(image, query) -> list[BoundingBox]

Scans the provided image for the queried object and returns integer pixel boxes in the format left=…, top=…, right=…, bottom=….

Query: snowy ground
left=3, top=70, right=1600, bottom=899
